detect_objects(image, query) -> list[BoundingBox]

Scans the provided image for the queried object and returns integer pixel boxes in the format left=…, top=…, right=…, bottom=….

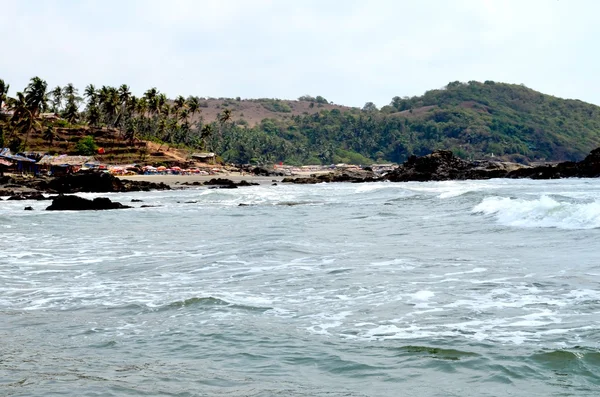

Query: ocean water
left=1, top=179, right=599, bottom=396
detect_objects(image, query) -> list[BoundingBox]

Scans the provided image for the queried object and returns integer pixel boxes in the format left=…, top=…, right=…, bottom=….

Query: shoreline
left=117, top=171, right=330, bottom=187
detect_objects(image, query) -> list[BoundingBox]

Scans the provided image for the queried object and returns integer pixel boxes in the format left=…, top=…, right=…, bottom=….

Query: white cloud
left=1, top=0, right=599, bottom=107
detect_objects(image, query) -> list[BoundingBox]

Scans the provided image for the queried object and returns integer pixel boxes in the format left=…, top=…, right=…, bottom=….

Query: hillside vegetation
left=1, top=77, right=599, bottom=166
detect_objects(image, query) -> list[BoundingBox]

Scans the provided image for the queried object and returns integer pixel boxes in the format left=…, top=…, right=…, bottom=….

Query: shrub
left=76, top=136, right=98, bottom=155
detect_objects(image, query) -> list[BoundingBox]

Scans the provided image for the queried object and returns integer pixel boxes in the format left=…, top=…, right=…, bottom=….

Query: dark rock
left=7, top=192, right=48, bottom=200
left=237, top=180, right=259, bottom=187
left=283, top=169, right=377, bottom=184
left=252, top=166, right=284, bottom=176
left=131, top=199, right=144, bottom=202
left=272, top=183, right=277, bottom=186
left=140, top=205, right=161, bottom=208
left=46, top=195, right=132, bottom=211
left=24, top=206, right=33, bottom=211
left=45, top=172, right=170, bottom=194
left=204, top=178, right=258, bottom=188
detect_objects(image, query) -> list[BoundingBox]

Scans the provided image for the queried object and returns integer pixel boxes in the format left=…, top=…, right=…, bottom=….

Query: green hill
left=3, top=77, right=600, bottom=166
left=238, top=81, right=600, bottom=165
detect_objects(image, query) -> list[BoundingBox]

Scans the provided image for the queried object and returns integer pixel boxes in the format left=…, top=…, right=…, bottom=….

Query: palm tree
left=173, top=95, right=186, bottom=113
left=219, top=108, right=232, bottom=124
left=49, top=86, right=63, bottom=113
left=8, top=92, right=40, bottom=147
left=62, top=83, right=81, bottom=123
left=0, top=79, right=10, bottom=113
left=187, top=96, right=200, bottom=123
left=201, top=124, right=214, bottom=151
left=43, top=124, right=56, bottom=151
left=84, top=84, right=97, bottom=103
left=148, top=96, right=160, bottom=116
left=24, top=76, right=48, bottom=117
left=143, top=87, right=158, bottom=107
left=118, top=84, right=131, bottom=105
left=135, top=97, right=148, bottom=118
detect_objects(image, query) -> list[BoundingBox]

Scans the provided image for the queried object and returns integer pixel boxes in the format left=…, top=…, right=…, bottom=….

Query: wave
left=163, top=296, right=272, bottom=312
left=396, top=345, right=480, bottom=360
left=472, top=195, right=600, bottom=229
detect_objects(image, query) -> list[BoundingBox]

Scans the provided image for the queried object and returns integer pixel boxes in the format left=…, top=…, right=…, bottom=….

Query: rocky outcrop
left=43, top=172, right=170, bottom=193
left=382, top=151, right=524, bottom=182
left=46, top=195, right=132, bottom=211
left=283, top=169, right=378, bottom=184
left=507, top=148, right=600, bottom=179
left=203, top=178, right=259, bottom=189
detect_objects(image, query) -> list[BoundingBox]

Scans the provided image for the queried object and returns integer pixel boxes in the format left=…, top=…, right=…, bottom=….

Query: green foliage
left=76, top=135, right=98, bottom=155
left=260, top=99, right=292, bottom=113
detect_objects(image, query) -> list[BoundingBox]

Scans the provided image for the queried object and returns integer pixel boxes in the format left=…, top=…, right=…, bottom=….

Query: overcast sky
left=1, top=0, right=598, bottom=107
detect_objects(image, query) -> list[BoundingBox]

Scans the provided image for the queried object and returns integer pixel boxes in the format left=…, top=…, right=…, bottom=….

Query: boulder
left=44, top=172, right=170, bottom=193
left=46, top=195, right=132, bottom=211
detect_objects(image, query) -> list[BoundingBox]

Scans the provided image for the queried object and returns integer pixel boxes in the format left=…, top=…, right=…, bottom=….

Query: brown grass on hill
left=188, top=98, right=355, bottom=126
left=23, top=127, right=196, bottom=166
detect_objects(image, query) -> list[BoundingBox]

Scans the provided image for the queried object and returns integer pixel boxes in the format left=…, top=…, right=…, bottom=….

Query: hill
left=187, top=96, right=354, bottom=127
left=234, top=81, right=600, bottom=165
left=2, top=77, right=600, bottom=166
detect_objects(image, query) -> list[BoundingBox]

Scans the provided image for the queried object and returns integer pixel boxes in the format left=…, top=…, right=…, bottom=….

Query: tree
left=7, top=91, right=40, bottom=146
left=49, top=86, right=63, bottom=113
left=0, top=79, right=10, bottom=112
left=174, top=95, right=186, bottom=113
left=76, top=135, right=98, bottom=155
left=62, top=83, right=81, bottom=124
left=201, top=124, right=214, bottom=150
left=362, top=102, right=378, bottom=112
left=24, top=76, right=48, bottom=117
left=187, top=96, right=200, bottom=122
left=42, top=124, right=56, bottom=151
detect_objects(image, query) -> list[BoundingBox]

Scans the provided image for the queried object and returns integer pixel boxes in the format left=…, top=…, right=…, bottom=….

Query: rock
left=204, top=178, right=258, bottom=188
left=252, top=166, right=284, bottom=176
left=131, top=199, right=144, bottom=202
left=45, top=172, right=170, bottom=193
left=283, top=169, right=377, bottom=184
left=140, top=204, right=161, bottom=208
left=24, top=206, right=33, bottom=211
left=46, top=195, right=132, bottom=211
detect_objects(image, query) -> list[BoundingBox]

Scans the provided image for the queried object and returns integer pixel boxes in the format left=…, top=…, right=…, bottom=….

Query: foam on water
left=472, top=195, right=600, bottom=229
left=2, top=179, right=600, bottom=396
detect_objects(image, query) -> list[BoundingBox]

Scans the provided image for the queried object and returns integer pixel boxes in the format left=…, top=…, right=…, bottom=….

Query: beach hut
left=37, top=154, right=97, bottom=175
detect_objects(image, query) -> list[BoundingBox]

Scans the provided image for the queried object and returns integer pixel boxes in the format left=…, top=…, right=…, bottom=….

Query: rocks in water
left=131, top=199, right=144, bottom=202
left=46, top=195, right=132, bottom=211
left=283, top=169, right=377, bottom=184
left=203, top=178, right=259, bottom=188
left=7, top=192, right=48, bottom=201
left=44, top=172, right=171, bottom=194
left=252, top=166, right=285, bottom=177
left=24, top=206, right=33, bottom=211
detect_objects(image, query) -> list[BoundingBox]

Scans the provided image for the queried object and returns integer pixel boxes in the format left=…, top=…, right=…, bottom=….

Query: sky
left=1, top=0, right=599, bottom=107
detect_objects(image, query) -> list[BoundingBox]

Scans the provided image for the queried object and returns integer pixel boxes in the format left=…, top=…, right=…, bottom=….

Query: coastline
left=117, top=171, right=329, bottom=187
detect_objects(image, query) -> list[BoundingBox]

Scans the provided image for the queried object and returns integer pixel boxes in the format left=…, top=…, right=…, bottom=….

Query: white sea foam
left=472, top=195, right=600, bottom=229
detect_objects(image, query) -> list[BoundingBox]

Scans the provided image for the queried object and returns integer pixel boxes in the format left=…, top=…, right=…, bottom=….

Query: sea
left=1, top=178, right=599, bottom=396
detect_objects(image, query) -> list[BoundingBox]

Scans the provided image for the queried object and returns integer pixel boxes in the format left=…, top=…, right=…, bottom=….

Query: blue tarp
left=0, top=148, right=36, bottom=163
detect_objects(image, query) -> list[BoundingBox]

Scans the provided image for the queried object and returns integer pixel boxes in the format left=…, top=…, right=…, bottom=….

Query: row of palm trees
left=1, top=76, right=291, bottom=164
left=0, top=76, right=230, bottom=153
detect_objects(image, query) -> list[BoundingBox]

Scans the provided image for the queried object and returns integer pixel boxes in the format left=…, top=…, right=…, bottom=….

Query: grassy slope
left=389, top=81, right=600, bottom=161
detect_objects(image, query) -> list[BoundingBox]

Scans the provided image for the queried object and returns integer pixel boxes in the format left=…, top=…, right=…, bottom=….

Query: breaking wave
left=472, top=195, right=600, bottom=229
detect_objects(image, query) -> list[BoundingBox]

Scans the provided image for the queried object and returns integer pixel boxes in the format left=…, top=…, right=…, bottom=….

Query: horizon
left=1, top=1, right=599, bottom=108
